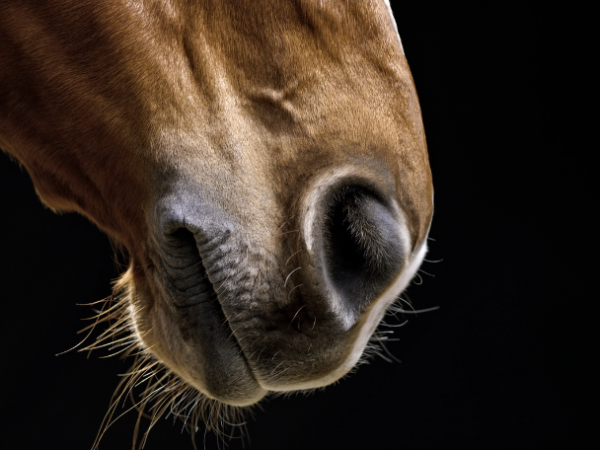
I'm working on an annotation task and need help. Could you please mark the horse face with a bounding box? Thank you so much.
[0,0,432,407]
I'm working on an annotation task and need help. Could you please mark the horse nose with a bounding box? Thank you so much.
[302,183,408,329]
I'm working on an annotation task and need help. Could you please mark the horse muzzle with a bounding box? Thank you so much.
[132,164,422,406]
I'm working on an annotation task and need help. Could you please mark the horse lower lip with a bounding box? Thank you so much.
[171,292,266,405]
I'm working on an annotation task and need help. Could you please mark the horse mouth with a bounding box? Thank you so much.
[150,227,267,406]
[138,169,417,406]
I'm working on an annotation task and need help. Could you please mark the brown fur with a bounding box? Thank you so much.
[0,0,433,443]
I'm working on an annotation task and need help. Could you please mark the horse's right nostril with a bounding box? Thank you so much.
[322,186,406,316]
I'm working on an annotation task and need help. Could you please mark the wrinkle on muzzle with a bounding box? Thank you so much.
[151,227,266,405]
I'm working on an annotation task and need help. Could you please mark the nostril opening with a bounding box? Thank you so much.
[326,188,371,272]
[161,227,215,306]
[323,186,405,313]
[163,227,203,268]
[166,227,197,247]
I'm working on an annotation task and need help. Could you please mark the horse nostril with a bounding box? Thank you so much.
[323,186,406,315]
[327,188,371,271]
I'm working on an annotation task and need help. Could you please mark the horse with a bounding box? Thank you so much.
[0,0,433,445]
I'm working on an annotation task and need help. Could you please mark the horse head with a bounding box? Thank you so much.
[0,0,433,434]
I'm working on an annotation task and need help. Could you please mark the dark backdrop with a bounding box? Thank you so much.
[1,3,589,450]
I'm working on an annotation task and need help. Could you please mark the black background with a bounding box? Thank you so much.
[1,3,590,450]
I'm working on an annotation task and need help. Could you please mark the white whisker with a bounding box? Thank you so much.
[284,266,302,288]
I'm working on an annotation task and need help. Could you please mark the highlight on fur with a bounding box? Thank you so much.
[72,267,247,450]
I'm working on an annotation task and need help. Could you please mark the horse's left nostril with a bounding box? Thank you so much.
[322,186,406,316]
[157,225,267,404]
[160,228,215,307]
